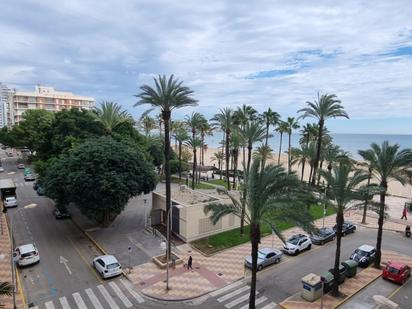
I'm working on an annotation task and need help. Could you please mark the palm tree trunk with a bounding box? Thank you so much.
[300,161,305,182]
[178,141,182,181]
[192,149,197,190]
[265,122,269,147]
[201,133,205,166]
[278,133,283,165]
[220,132,225,180]
[242,146,246,170]
[288,132,292,173]
[249,223,260,309]
[362,169,372,224]
[317,160,324,186]
[225,130,231,191]
[331,208,344,296]
[374,184,386,268]
[312,120,324,186]
[247,144,252,173]
[232,150,238,189]
[162,110,172,259]
[309,165,313,183]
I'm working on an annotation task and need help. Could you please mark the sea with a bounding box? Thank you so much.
[204,133,412,160]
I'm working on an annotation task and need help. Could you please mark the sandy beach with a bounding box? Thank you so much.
[194,146,412,199]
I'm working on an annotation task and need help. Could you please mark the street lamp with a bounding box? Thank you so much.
[143,198,148,229]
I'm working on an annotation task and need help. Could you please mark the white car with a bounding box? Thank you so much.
[0,167,4,172]
[283,234,312,255]
[93,255,122,279]
[4,196,17,208]
[13,244,40,267]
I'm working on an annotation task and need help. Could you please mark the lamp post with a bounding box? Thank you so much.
[166,208,170,290]
[143,198,148,229]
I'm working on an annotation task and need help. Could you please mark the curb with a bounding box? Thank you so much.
[357,223,403,233]
[15,267,27,309]
[69,217,130,279]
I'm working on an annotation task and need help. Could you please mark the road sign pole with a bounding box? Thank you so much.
[128,246,132,274]
[320,276,325,309]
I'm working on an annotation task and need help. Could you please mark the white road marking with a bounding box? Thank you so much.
[217,285,250,302]
[225,291,259,308]
[120,278,145,303]
[24,203,37,209]
[72,292,87,309]
[238,295,267,309]
[59,296,71,309]
[60,256,72,275]
[85,288,104,309]
[98,284,119,309]
[109,281,133,308]
[45,301,55,309]
[209,280,243,297]
[260,302,278,309]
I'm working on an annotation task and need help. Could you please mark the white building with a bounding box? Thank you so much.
[0,83,12,128]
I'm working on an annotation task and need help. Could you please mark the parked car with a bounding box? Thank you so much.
[33,182,38,191]
[17,163,25,169]
[283,234,311,255]
[53,208,71,219]
[310,227,336,245]
[36,186,45,196]
[93,255,122,279]
[382,261,411,284]
[13,244,40,267]
[245,248,283,271]
[0,167,4,172]
[24,174,35,181]
[334,221,356,236]
[350,244,376,267]
[4,196,17,208]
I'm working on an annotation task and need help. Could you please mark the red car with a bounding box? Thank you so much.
[382,261,411,284]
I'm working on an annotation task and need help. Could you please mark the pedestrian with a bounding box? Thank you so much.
[401,206,408,220]
[187,255,193,270]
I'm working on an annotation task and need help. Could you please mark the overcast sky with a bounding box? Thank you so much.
[1,0,412,134]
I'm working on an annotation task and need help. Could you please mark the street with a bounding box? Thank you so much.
[3,152,412,309]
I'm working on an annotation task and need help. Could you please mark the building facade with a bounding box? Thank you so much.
[0,83,12,128]
[0,84,95,126]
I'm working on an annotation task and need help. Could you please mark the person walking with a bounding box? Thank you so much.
[401,206,408,220]
[187,256,193,270]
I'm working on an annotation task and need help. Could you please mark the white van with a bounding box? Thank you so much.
[4,196,17,208]
[14,244,40,267]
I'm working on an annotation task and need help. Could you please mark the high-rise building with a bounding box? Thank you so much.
[5,85,95,125]
[0,83,12,128]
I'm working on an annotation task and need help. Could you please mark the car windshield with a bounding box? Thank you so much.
[257,251,267,259]
[318,229,329,236]
[387,266,400,274]
[355,249,368,256]
[107,263,120,269]
[21,251,36,258]
[288,237,300,245]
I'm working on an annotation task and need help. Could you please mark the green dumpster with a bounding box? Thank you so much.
[341,259,358,278]
[321,271,334,293]
[329,265,347,285]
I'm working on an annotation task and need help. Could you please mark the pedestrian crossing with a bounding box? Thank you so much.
[31,279,144,309]
[210,281,277,309]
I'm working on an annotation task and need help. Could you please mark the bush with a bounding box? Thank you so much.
[170,159,189,174]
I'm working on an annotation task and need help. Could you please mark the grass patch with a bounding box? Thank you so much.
[191,204,336,255]
[208,179,228,186]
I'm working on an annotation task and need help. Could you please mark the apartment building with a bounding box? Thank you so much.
[3,85,95,125]
[0,83,12,128]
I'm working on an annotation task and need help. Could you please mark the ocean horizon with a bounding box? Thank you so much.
[204,133,412,160]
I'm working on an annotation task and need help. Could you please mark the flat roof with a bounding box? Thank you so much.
[0,178,15,189]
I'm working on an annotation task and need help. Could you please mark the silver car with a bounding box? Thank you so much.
[245,248,283,271]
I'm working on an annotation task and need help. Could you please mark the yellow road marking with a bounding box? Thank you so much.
[15,266,27,308]
[67,237,103,283]
[387,276,412,299]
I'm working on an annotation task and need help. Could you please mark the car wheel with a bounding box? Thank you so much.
[257,265,263,271]
[307,244,311,250]
[320,241,324,246]
[275,258,280,264]
[295,249,300,255]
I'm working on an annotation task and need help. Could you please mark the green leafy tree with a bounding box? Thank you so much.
[298,93,349,185]
[135,74,197,261]
[320,164,368,296]
[359,141,412,267]
[204,158,315,309]
[43,137,157,225]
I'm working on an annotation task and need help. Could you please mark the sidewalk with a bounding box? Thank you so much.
[0,213,24,309]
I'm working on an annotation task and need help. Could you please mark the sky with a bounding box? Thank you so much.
[1,0,412,134]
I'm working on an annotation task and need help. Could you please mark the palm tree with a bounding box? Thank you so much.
[299,123,318,146]
[298,93,349,185]
[359,141,412,267]
[174,128,189,181]
[276,121,288,165]
[95,101,133,134]
[241,121,266,173]
[254,144,273,168]
[185,137,202,189]
[211,108,234,190]
[233,105,258,167]
[230,130,242,188]
[290,145,310,182]
[186,112,204,187]
[140,115,157,136]
[0,280,13,300]
[199,118,212,166]
[285,117,300,174]
[211,151,224,178]
[320,164,368,296]
[261,108,279,147]
[135,75,197,272]
[204,158,315,309]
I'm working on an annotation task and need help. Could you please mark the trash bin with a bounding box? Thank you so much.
[301,273,323,301]
[329,265,347,285]
[341,259,358,278]
[321,271,334,293]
